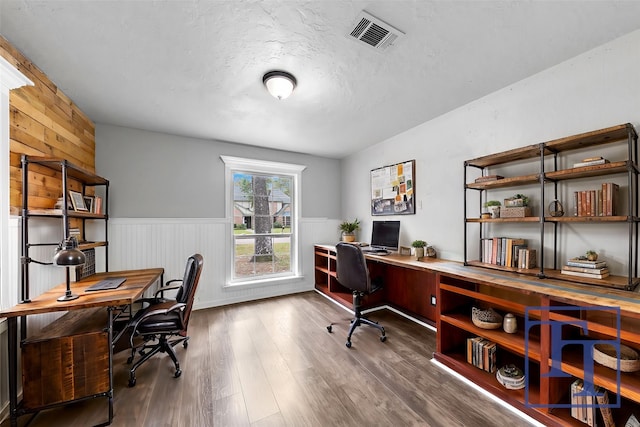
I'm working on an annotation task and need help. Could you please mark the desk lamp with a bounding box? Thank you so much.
[52,236,85,302]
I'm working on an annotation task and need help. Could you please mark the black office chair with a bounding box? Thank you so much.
[327,242,386,348]
[126,253,204,386]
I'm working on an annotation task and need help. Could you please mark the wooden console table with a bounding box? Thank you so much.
[0,268,164,427]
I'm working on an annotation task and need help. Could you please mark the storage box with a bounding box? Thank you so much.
[500,207,532,218]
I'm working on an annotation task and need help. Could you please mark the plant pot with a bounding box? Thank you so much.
[587,253,598,261]
[489,206,500,219]
[414,247,424,260]
[341,232,356,242]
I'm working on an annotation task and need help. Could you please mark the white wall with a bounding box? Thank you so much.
[94,124,344,308]
[341,29,640,275]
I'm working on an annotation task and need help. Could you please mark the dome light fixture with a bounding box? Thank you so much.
[263,71,297,100]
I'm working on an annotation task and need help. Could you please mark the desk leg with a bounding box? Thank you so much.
[107,307,114,425]
[8,317,18,427]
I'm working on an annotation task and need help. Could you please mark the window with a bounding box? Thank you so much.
[221,156,305,285]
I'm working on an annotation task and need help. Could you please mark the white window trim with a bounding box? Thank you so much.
[220,155,306,286]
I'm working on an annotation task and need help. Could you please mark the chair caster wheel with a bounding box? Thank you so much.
[175,369,182,378]
[327,325,332,333]
[127,356,134,364]
[380,335,387,342]
[128,377,136,387]
[183,341,189,349]
[345,341,352,348]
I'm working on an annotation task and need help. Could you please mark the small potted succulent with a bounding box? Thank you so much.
[586,250,598,261]
[339,218,360,242]
[484,200,501,219]
[411,239,427,260]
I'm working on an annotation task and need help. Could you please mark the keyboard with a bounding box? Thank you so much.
[363,248,390,255]
[85,277,126,291]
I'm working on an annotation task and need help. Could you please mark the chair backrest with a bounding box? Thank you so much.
[336,243,370,293]
[175,253,204,332]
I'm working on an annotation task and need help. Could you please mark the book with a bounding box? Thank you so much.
[596,387,614,427]
[561,269,610,279]
[474,175,504,183]
[567,259,607,269]
[562,265,609,274]
[573,158,610,168]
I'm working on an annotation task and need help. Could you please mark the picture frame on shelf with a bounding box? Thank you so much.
[69,190,88,211]
[83,196,94,213]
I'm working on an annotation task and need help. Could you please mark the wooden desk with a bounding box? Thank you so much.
[0,268,164,427]
[314,245,439,324]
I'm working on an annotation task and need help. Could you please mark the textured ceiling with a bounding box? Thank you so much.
[2,1,640,158]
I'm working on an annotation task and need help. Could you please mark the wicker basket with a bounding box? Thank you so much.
[593,343,640,372]
[500,207,532,218]
[471,307,503,329]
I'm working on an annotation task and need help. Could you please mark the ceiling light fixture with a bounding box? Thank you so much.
[263,71,297,100]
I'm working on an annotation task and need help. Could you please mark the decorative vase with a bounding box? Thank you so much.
[489,206,500,219]
[342,232,356,242]
[503,313,517,334]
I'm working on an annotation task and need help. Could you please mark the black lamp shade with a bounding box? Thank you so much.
[53,237,86,266]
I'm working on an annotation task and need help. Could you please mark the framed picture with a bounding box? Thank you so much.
[84,196,95,213]
[69,190,88,211]
[371,159,415,215]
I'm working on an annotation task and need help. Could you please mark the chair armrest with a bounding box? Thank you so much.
[154,280,183,298]
[129,302,186,341]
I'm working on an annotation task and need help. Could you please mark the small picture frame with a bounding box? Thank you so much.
[399,246,412,256]
[84,196,95,213]
[69,190,88,211]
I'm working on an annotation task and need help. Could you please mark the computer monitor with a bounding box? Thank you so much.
[370,220,400,251]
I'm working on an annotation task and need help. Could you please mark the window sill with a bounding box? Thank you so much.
[225,275,304,289]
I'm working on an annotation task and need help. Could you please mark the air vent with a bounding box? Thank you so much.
[348,11,404,51]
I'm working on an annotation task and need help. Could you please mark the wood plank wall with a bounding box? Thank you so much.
[0,35,96,213]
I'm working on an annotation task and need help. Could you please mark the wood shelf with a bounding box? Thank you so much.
[436,267,640,427]
[464,123,639,290]
[440,313,541,361]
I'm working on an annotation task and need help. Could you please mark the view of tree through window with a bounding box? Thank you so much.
[233,172,293,280]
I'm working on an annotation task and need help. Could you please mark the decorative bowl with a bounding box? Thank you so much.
[471,307,503,329]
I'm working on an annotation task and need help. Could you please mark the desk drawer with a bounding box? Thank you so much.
[22,309,110,410]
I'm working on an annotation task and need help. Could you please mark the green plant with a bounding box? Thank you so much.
[339,218,360,233]
[411,240,427,248]
[484,200,501,207]
[512,194,529,206]
[586,250,597,256]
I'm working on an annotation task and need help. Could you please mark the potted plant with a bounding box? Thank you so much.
[504,194,529,207]
[484,200,501,218]
[339,218,360,242]
[586,250,598,261]
[411,239,427,260]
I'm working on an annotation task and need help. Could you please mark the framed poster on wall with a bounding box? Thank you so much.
[371,159,415,215]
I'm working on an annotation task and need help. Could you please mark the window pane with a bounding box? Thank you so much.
[232,171,293,281]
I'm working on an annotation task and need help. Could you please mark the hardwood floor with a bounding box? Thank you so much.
[3,291,536,427]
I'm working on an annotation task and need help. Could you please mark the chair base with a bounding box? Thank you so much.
[326,290,386,348]
[127,334,189,387]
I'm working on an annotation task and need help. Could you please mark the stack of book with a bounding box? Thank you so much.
[466,336,497,373]
[481,237,528,267]
[474,175,504,183]
[573,156,610,168]
[570,380,614,427]
[573,182,619,217]
[562,258,609,279]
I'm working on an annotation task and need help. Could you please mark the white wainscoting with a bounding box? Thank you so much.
[0,216,338,422]
[103,217,339,309]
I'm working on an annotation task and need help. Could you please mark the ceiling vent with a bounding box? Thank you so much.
[348,11,404,51]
